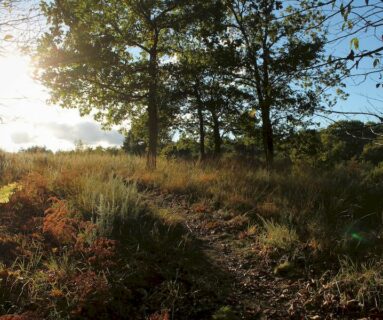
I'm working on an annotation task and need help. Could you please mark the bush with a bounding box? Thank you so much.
[361,140,383,165]
[77,174,143,238]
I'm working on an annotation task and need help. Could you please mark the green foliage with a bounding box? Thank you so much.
[122,131,147,156]
[161,134,199,159]
[20,146,53,154]
[361,139,383,165]
[281,129,323,164]
[35,0,347,165]
[212,306,239,320]
[320,121,374,162]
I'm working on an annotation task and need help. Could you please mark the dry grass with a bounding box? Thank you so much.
[329,258,383,309]
[1,151,383,317]
[258,218,300,252]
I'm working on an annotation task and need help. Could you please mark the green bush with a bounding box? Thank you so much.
[361,140,383,165]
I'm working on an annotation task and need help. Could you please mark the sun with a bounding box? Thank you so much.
[0,53,42,100]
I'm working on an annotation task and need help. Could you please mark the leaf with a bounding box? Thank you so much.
[350,38,359,50]
[373,58,380,68]
[376,83,380,88]
[365,0,369,4]
[3,34,13,41]
[347,50,355,61]
[340,3,344,15]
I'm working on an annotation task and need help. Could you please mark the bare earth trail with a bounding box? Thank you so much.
[144,190,332,320]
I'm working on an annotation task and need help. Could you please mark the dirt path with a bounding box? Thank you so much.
[146,191,322,320]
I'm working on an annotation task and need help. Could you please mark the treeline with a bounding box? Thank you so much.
[124,120,383,165]
[17,120,383,167]
[36,0,353,169]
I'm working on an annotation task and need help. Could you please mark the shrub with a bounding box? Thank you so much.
[258,218,299,252]
[69,270,110,318]
[361,140,383,165]
[76,237,118,269]
[78,175,142,238]
[43,197,81,245]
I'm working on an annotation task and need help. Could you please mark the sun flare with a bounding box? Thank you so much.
[0,53,123,152]
[0,54,40,100]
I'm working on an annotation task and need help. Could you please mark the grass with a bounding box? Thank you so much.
[0,152,231,319]
[329,257,383,310]
[258,218,300,252]
[0,183,19,204]
[0,151,382,318]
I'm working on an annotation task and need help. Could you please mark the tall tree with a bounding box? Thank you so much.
[222,0,346,166]
[171,38,246,159]
[36,0,210,169]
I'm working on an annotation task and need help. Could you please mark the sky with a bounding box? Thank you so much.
[0,0,382,152]
[0,54,124,152]
[321,0,383,123]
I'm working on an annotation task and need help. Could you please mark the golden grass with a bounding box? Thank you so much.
[0,183,20,204]
[3,151,382,256]
[258,218,300,252]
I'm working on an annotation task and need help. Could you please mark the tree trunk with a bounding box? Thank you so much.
[261,103,274,167]
[197,106,206,160]
[211,109,221,156]
[260,8,274,169]
[194,86,206,160]
[146,46,158,170]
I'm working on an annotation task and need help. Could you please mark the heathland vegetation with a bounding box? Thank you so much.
[0,137,383,318]
[0,0,383,319]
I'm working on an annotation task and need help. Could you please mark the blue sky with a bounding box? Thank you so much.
[0,0,382,151]
[320,0,383,124]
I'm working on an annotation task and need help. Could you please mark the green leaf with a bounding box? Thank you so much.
[350,37,359,50]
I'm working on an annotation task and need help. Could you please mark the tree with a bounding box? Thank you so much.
[0,0,41,53]
[320,120,375,162]
[280,129,323,164]
[220,0,346,167]
[361,138,383,165]
[171,38,247,159]
[36,0,210,169]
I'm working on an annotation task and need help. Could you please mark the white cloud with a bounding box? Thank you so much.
[0,54,125,152]
[11,131,34,144]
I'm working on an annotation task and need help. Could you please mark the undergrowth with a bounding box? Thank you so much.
[0,152,382,318]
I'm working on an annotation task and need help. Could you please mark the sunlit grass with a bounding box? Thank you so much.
[0,182,20,203]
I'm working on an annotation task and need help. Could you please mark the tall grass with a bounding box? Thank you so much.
[78,174,142,237]
[4,152,383,255]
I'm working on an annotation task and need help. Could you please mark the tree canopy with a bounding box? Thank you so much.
[35,0,380,168]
